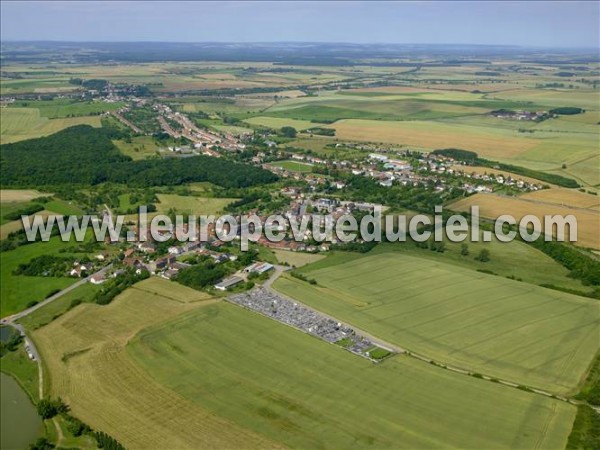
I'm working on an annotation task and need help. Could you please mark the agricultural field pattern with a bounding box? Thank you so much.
[0,21,599,450]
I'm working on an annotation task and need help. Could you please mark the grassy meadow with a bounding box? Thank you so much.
[274,251,600,394]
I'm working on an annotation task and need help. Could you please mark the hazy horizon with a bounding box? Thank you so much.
[1,1,599,49]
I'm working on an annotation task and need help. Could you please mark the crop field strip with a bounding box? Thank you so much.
[448,193,600,249]
[129,301,575,449]
[274,252,600,395]
[0,108,102,144]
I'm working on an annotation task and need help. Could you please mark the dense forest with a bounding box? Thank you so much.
[0,126,278,189]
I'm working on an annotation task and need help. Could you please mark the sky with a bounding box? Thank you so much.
[1,1,599,48]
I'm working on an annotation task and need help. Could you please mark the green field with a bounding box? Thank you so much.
[243,116,320,131]
[374,237,593,293]
[274,251,600,394]
[113,136,162,160]
[0,236,96,317]
[130,302,575,449]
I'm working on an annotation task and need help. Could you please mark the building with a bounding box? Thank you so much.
[244,262,274,274]
[214,276,243,291]
[90,273,107,285]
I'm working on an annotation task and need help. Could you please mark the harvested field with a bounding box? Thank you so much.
[329,119,539,159]
[33,278,278,450]
[520,189,600,210]
[0,190,51,202]
[448,193,600,249]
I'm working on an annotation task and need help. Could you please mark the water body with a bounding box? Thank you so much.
[0,325,16,342]
[1,372,42,450]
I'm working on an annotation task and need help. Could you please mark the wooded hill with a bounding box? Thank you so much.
[0,125,278,189]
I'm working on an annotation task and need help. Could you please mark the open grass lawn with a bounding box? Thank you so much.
[486,88,600,111]
[155,194,237,215]
[0,210,55,240]
[264,99,488,122]
[113,136,162,160]
[0,108,102,144]
[0,347,40,402]
[32,279,278,450]
[1,201,36,225]
[272,249,325,267]
[274,251,600,395]
[0,77,77,96]
[271,160,313,172]
[129,302,575,449]
[448,193,600,249]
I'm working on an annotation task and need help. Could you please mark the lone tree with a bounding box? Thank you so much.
[475,249,491,262]
[280,126,297,138]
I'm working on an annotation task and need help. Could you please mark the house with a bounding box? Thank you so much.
[368,153,388,162]
[214,276,243,291]
[138,242,156,253]
[161,269,179,280]
[183,241,200,252]
[155,255,177,270]
[95,252,109,261]
[90,272,107,285]
[168,246,183,255]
